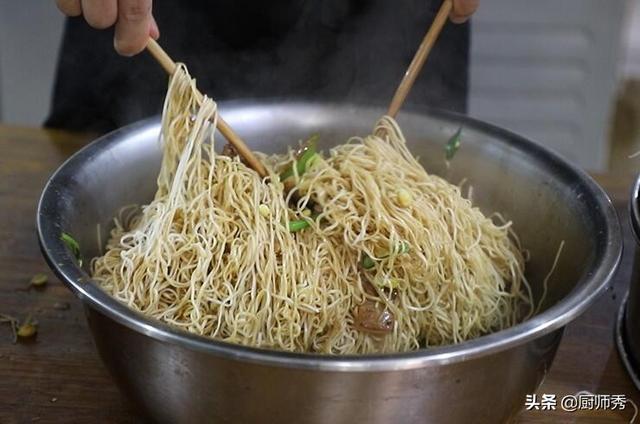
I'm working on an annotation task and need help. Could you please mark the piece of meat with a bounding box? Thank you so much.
[221,143,238,158]
[354,279,395,334]
[354,301,395,335]
[221,143,249,166]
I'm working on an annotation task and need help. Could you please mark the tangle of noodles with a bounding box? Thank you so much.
[92,65,533,354]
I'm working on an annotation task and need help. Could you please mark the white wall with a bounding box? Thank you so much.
[468,0,627,171]
[621,0,640,77]
[0,1,65,126]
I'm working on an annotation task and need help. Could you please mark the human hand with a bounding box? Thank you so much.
[55,0,159,56]
[450,0,479,24]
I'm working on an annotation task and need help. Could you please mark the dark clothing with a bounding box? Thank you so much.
[46,0,469,133]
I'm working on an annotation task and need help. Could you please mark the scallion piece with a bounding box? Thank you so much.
[362,254,375,269]
[362,241,410,270]
[61,232,83,266]
[288,219,311,232]
[445,127,462,160]
[395,241,410,254]
[280,134,320,181]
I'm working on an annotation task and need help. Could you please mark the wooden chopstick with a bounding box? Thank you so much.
[387,0,453,118]
[146,39,268,178]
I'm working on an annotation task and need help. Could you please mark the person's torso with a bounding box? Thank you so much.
[47,0,469,132]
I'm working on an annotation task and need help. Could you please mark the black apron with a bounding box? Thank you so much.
[46,0,469,133]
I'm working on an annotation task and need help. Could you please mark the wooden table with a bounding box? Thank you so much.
[0,125,638,423]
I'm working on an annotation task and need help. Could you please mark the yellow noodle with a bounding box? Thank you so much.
[91,65,533,354]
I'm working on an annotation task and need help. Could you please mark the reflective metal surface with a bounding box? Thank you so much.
[617,174,640,391]
[37,102,622,423]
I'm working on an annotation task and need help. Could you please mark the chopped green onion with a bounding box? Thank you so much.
[30,273,48,287]
[388,278,400,289]
[61,232,83,267]
[445,127,462,160]
[395,241,410,255]
[17,321,37,339]
[280,134,320,181]
[305,154,321,170]
[374,276,400,289]
[362,241,410,270]
[287,211,320,233]
[288,219,311,232]
[362,255,375,269]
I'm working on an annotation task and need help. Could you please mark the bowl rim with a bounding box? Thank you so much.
[37,102,622,372]
[630,174,640,245]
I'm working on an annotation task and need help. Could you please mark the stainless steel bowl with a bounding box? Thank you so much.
[37,102,622,424]
[616,174,640,390]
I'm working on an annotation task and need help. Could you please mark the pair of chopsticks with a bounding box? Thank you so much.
[145,0,453,175]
